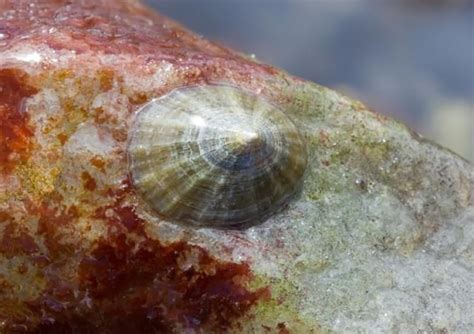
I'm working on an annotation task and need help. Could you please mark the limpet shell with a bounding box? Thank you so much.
[128,85,307,228]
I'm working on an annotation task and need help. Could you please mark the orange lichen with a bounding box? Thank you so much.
[0,211,11,222]
[128,91,149,105]
[90,156,106,172]
[98,69,115,91]
[81,171,97,191]
[0,69,38,173]
[56,133,68,145]
[92,106,107,124]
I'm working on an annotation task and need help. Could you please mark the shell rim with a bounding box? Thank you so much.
[126,83,309,230]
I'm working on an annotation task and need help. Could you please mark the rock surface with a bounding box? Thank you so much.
[0,1,472,333]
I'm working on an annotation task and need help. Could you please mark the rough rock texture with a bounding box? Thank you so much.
[0,1,472,333]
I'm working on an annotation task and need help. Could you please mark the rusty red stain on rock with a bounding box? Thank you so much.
[76,233,269,332]
[0,223,40,258]
[20,214,269,332]
[0,69,38,173]
[95,203,145,234]
[90,156,106,172]
[81,171,97,191]
[56,133,68,145]
[94,178,146,234]
[37,200,79,258]
[21,184,270,331]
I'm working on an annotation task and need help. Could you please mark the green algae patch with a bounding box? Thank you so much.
[243,275,330,333]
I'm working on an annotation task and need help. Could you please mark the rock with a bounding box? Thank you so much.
[0,1,472,332]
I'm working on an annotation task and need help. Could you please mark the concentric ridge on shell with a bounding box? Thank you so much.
[128,85,307,228]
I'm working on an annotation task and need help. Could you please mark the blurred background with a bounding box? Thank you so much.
[148,0,473,161]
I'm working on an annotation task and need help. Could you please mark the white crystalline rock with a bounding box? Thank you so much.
[182,83,474,332]
[64,123,116,156]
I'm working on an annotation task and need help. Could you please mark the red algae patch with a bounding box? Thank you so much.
[94,179,145,234]
[0,223,39,259]
[0,69,38,174]
[84,184,269,331]
[14,182,270,332]
[37,200,80,259]
[95,204,144,233]
[23,230,269,332]
[75,234,269,332]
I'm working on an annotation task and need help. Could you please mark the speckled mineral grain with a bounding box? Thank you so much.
[0,1,473,333]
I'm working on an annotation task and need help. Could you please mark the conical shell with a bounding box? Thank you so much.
[128,85,307,228]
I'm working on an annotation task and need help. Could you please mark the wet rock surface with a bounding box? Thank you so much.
[0,1,472,332]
